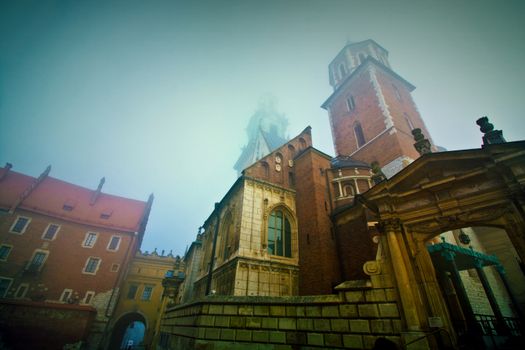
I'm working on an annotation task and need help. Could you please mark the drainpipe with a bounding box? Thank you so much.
[205,203,221,295]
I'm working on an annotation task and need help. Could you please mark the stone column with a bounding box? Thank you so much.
[413,237,456,342]
[474,259,509,335]
[495,264,524,319]
[441,250,480,337]
[382,219,422,331]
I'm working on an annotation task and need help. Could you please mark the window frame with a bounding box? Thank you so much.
[82,232,98,248]
[110,263,120,272]
[267,208,293,258]
[60,288,73,303]
[106,235,121,252]
[0,277,13,298]
[26,249,49,272]
[42,223,61,241]
[354,123,366,148]
[9,216,31,234]
[83,257,101,275]
[346,95,356,111]
[127,284,139,299]
[0,244,13,261]
[141,285,154,301]
[15,283,29,299]
[82,291,95,305]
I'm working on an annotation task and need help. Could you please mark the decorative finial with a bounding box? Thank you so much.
[412,128,432,156]
[476,116,506,146]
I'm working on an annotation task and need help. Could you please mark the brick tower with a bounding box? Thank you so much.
[322,40,434,177]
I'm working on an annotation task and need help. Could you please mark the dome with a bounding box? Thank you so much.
[330,155,371,169]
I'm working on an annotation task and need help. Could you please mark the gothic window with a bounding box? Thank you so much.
[221,212,235,260]
[404,113,414,130]
[267,209,292,258]
[339,64,347,78]
[354,123,366,148]
[393,85,402,101]
[288,144,295,158]
[299,138,307,150]
[261,161,269,178]
[288,172,295,186]
[346,95,355,111]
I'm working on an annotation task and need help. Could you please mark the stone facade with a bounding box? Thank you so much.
[160,283,407,350]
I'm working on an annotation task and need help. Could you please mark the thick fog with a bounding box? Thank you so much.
[1,0,524,255]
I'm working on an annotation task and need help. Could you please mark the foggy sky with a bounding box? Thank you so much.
[1,0,524,256]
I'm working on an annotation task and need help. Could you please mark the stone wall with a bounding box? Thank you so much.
[159,285,405,350]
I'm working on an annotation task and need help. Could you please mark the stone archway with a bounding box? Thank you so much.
[334,141,525,349]
[108,312,147,350]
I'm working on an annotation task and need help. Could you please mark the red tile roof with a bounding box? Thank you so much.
[0,166,149,232]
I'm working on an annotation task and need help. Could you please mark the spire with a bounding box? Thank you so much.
[90,177,105,205]
[476,116,506,146]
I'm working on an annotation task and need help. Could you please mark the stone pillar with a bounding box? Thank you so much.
[495,264,524,319]
[412,237,456,344]
[382,219,422,331]
[474,259,509,335]
[441,250,480,337]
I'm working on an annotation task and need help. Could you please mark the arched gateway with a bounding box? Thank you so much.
[333,140,525,348]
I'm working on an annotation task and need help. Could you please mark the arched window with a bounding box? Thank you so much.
[299,138,307,150]
[267,209,292,258]
[261,161,269,178]
[354,123,366,148]
[339,64,347,78]
[221,213,235,260]
[393,85,402,101]
[404,113,414,130]
[346,95,355,111]
[288,144,296,158]
[342,183,355,197]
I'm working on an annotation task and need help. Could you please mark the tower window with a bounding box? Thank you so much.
[339,64,347,78]
[354,123,366,148]
[267,209,292,258]
[346,95,356,111]
[404,113,414,130]
[393,85,402,101]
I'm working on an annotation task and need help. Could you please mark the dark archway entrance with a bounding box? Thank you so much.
[108,313,147,350]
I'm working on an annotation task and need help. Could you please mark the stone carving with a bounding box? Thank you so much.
[363,260,381,275]
[476,116,506,145]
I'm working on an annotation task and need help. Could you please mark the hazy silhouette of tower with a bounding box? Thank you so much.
[234,96,289,175]
[322,39,434,177]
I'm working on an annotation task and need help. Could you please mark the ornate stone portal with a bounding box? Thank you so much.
[333,140,525,348]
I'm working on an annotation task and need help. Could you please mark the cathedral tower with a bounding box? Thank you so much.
[322,39,434,177]
[234,97,289,175]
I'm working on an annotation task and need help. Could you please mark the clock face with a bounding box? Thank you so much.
[275,156,282,164]
[275,164,281,172]
[288,160,294,167]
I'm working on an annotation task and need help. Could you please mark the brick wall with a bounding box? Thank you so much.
[294,149,341,295]
[159,285,402,350]
[0,299,96,349]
